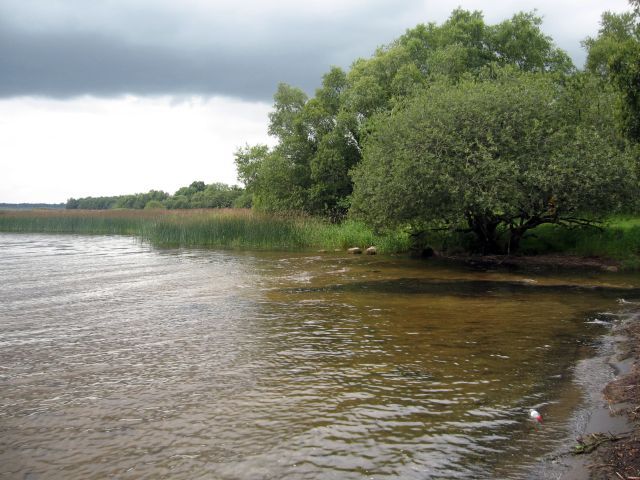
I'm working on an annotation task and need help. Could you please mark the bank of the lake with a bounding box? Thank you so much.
[586,312,640,479]
[529,304,640,480]
[0,208,410,253]
[1,209,640,270]
[435,254,640,478]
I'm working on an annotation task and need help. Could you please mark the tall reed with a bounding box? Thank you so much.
[4,209,637,265]
[0,209,409,253]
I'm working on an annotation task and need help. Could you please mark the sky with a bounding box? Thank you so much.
[0,0,631,203]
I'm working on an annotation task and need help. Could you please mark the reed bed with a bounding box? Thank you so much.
[0,209,409,253]
[4,209,636,265]
[0,209,158,235]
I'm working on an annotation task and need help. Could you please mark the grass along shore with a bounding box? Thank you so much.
[518,217,640,270]
[0,208,410,253]
[1,209,639,268]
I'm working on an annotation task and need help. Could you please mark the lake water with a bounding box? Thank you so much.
[1,233,639,479]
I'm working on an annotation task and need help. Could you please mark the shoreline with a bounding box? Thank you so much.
[2,209,640,270]
[442,253,622,273]
[587,306,640,479]
[545,302,640,479]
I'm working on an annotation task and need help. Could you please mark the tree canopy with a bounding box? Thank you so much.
[584,5,640,141]
[235,9,574,219]
[350,71,636,253]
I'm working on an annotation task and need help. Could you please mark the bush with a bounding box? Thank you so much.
[144,200,165,210]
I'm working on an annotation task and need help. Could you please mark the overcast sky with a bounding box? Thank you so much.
[0,0,630,203]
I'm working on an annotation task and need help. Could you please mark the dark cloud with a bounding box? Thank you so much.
[0,0,620,101]
[0,24,347,101]
[0,0,415,101]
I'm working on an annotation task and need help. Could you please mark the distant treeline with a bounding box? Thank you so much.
[0,203,65,210]
[66,181,248,210]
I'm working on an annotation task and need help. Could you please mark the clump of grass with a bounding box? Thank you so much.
[299,219,409,253]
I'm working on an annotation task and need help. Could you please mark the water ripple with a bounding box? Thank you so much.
[1,233,634,479]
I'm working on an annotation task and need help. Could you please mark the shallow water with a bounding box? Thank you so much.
[1,233,639,479]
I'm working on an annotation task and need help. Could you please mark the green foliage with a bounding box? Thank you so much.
[65,198,80,209]
[144,200,165,210]
[250,153,309,212]
[186,183,243,209]
[242,8,574,218]
[67,183,243,211]
[268,83,309,140]
[174,181,206,198]
[66,191,169,210]
[398,9,572,77]
[66,196,119,210]
[115,190,169,209]
[489,12,573,72]
[232,191,253,208]
[584,6,640,141]
[235,144,270,190]
[518,217,640,268]
[165,194,189,209]
[350,70,637,253]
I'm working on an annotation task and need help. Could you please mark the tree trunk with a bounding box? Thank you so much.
[508,228,525,254]
[467,213,501,255]
[507,217,543,254]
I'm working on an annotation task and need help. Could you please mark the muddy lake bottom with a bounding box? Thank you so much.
[1,233,639,479]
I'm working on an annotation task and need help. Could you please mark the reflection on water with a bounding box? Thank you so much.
[1,233,638,479]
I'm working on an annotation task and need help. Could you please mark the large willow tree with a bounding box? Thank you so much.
[350,70,636,253]
[236,9,573,218]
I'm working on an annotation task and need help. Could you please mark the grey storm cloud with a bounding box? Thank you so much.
[0,0,418,101]
[0,24,332,101]
[0,0,627,101]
